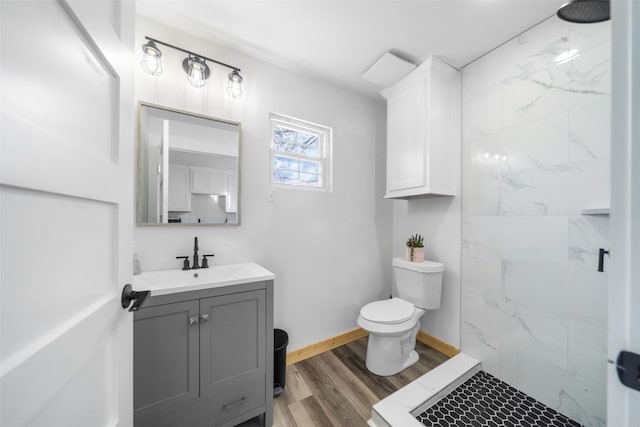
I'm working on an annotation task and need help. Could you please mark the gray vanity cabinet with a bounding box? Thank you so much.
[134,281,273,427]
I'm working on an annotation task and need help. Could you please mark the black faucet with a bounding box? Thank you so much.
[192,236,200,269]
[177,237,213,270]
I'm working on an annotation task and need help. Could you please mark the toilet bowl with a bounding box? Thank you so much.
[357,298,425,376]
[358,258,444,376]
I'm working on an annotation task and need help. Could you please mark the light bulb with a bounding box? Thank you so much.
[183,56,210,88]
[141,41,162,76]
[227,69,243,98]
[188,62,205,87]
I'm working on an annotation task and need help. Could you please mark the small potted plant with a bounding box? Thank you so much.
[406,234,425,262]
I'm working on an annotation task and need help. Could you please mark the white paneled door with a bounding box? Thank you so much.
[1,1,134,426]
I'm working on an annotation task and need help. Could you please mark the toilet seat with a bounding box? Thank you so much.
[360,298,414,324]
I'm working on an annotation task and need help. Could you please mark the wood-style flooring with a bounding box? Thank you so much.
[242,337,449,427]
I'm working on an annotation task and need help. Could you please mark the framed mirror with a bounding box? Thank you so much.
[136,102,240,225]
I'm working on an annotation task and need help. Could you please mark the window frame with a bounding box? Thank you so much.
[269,113,332,191]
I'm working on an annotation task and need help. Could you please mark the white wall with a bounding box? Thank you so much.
[392,189,461,348]
[134,16,392,351]
[461,17,610,427]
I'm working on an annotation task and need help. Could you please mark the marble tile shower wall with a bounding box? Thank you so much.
[460,17,610,427]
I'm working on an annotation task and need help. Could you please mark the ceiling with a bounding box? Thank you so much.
[137,0,566,98]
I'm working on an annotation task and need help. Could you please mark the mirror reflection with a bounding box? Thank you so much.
[137,103,240,225]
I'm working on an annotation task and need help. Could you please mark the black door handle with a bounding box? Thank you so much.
[121,284,151,312]
[616,351,640,392]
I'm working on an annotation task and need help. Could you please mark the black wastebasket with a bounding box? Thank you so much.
[273,329,288,397]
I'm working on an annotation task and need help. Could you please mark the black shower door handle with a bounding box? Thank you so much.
[598,248,610,272]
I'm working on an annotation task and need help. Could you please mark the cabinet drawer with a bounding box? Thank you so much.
[135,376,265,427]
[210,376,266,426]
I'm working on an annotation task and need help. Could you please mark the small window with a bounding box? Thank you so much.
[270,113,332,190]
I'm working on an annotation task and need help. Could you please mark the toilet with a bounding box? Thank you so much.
[357,257,444,376]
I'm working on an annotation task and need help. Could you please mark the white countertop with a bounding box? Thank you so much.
[133,262,275,296]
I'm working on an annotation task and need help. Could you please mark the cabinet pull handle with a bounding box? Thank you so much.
[222,397,247,410]
[189,316,199,325]
[200,314,209,322]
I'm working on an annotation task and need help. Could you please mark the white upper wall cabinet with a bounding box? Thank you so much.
[191,167,226,195]
[382,56,460,199]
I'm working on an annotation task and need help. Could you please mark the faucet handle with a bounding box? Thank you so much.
[176,256,190,270]
[201,254,215,269]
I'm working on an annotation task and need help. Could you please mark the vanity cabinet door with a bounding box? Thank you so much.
[134,300,200,419]
[199,290,266,397]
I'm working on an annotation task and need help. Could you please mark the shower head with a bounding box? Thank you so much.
[557,0,610,23]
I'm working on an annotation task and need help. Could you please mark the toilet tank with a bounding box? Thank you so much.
[392,257,444,309]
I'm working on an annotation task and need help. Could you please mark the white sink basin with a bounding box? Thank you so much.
[133,262,275,296]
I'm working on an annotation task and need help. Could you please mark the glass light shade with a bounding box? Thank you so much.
[141,41,162,76]
[185,56,209,88]
[227,70,243,98]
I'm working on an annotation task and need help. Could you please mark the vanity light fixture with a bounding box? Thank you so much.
[140,36,243,97]
[227,69,243,98]
[140,40,162,75]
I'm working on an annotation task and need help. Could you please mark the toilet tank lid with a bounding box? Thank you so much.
[393,257,444,273]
